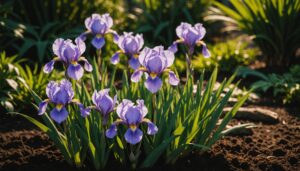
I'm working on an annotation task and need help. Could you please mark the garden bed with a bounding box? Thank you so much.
[1,104,299,171]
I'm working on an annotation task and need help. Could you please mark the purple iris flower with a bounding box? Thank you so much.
[81,13,117,49]
[111,32,144,70]
[38,79,90,124]
[92,89,117,125]
[130,46,180,93]
[106,99,158,145]
[169,22,210,57]
[43,38,92,80]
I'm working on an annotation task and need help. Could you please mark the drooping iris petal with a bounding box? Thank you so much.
[168,42,178,53]
[38,101,48,115]
[106,124,118,138]
[77,103,91,117]
[128,57,140,70]
[92,37,105,49]
[144,77,162,93]
[43,60,55,73]
[147,121,158,135]
[67,64,84,80]
[202,45,211,58]
[124,128,143,145]
[79,58,93,72]
[131,70,143,82]
[111,52,120,64]
[50,107,68,124]
[125,107,142,124]
[168,71,180,86]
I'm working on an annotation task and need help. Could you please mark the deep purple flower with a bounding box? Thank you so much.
[92,89,117,124]
[43,38,92,80]
[38,79,89,123]
[169,22,210,57]
[106,99,158,145]
[81,13,116,49]
[111,32,144,70]
[130,46,179,93]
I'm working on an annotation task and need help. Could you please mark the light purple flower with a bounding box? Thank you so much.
[130,46,180,93]
[92,89,117,125]
[38,79,89,123]
[170,22,210,57]
[43,38,92,80]
[111,32,144,70]
[106,99,158,145]
[81,13,116,49]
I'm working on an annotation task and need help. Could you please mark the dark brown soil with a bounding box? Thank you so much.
[1,105,299,171]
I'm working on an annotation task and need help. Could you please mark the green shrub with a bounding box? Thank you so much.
[238,65,300,104]
[208,0,300,66]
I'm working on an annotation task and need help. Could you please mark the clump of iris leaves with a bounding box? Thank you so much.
[15,15,251,170]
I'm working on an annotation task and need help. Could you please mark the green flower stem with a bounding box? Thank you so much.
[129,143,141,170]
[151,93,157,123]
[185,52,194,80]
[96,49,102,80]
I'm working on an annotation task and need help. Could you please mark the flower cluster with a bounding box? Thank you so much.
[40,13,210,145]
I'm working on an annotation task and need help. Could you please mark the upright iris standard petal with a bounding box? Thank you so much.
[168,71,180,86]
[67,64,84,80]
[124,128,143,145]
[145,77,163,93]
[92,37,105,49]
[50,107,68,124]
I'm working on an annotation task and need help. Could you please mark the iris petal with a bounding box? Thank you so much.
[111,52,120,65]
[202,45,211,58]
[124,128,143,145]
[147,122,158,135]
[67,64,84,80]
[106,124,118,138]
[144,77,162,93]
[92,37,105,49]
[38,101,48,115]
[50,107,68,124]
[43,60,55,73]
[168,71,180,86]
[128,57,140,70]
[125,107,142,124]
[131,70,143,82]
